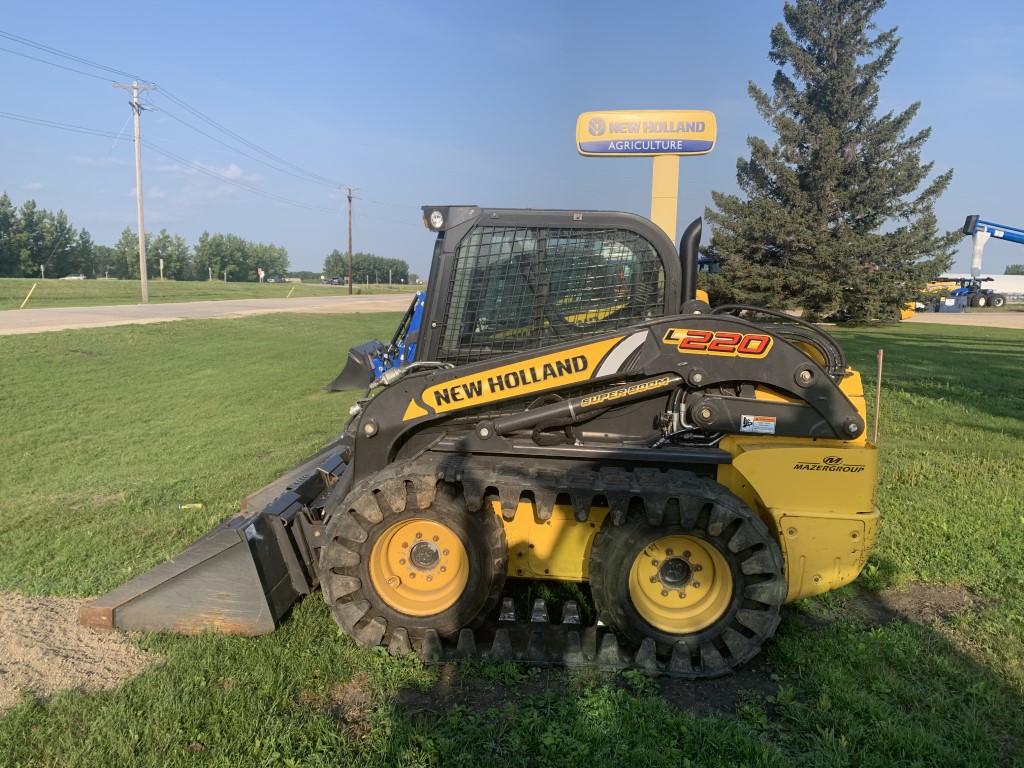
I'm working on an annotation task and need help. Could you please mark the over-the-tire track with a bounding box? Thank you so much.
[318,453,787,678]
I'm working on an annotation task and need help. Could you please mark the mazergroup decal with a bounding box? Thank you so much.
[793,457,866,473]
[402,337,624,421]
[663,328,773,358]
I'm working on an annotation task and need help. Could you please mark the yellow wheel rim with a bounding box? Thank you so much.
[627,534,732,634]
[369,518,469,617]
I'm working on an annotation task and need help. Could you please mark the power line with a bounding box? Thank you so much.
[0,110,123,139]
[0,108,341,214]
[0,30,346,190]
[143,141,339,213]
[156,87,345,187]
[0,45,116,82]
[155,105,340,188]
[0,29,143,81]
[0,31,432,222]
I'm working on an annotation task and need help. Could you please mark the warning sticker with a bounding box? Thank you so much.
[741,415,777,435]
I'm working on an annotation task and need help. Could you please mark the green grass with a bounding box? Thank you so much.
[1,317,1023,766]
[0,277,419,311]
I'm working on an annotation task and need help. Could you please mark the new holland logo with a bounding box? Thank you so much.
[402,336,624,421]
[793,456,866,473]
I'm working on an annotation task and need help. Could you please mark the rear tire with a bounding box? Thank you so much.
[992,294,1007,308]
[320,472,506,649]
[589,480,786,677]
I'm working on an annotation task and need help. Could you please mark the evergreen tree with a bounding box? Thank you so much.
[705,0,958,322]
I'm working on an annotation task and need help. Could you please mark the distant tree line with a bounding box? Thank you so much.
[323,249,410,284]
[111,229,288,282]
[0,193,101,278]
[0,192,290,281]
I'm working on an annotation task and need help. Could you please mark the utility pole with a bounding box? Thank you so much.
[114,80,156,303]
[344,186,358,295]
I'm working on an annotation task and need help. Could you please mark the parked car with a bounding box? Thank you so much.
[266,276,283,283]
[61,274,87,280]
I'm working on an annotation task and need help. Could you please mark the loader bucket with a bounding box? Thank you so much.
[324,339,385,391]
[80,442,350,635]
[79,512,311,635]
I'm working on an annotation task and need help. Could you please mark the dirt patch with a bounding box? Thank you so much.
[0,592,160,713]
[877,581,988,624]
[792,581,989,630]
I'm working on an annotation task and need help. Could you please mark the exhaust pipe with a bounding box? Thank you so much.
[679,217,702,304]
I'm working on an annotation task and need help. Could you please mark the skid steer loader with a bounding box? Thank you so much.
[81,205,878,678]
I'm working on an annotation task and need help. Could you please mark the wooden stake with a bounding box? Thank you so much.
[873,349,884,443]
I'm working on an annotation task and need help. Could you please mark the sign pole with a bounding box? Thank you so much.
[650,155,681,243]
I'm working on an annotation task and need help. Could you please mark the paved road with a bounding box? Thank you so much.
[901,311,1024,330]
[0,295,414,336]
[2,296,1020,335]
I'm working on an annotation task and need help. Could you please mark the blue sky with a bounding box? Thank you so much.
[2,1,1022,278]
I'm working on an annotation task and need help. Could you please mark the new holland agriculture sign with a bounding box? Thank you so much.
[576,110,717,156]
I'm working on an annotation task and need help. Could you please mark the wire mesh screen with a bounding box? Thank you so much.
[437,226,666,364]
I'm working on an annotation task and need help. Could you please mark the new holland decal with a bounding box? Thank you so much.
[402,337,625,421]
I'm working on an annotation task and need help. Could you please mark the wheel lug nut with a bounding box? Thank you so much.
[683,551,691,558]
[649,576,657,583]
[651,559,659,566]
[432,535,439,542]
[694,564,703,572]
[666,548,674,556]
[661,590,669,597]
[399,558,406,565]
[415,532,423,539]
[426,575,433,582]
[692,581,700,588]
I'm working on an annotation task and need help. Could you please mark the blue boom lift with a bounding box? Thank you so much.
[951,215,1024,308]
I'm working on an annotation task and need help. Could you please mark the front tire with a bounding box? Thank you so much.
[320,471,507,650]
[589,479,786,677]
